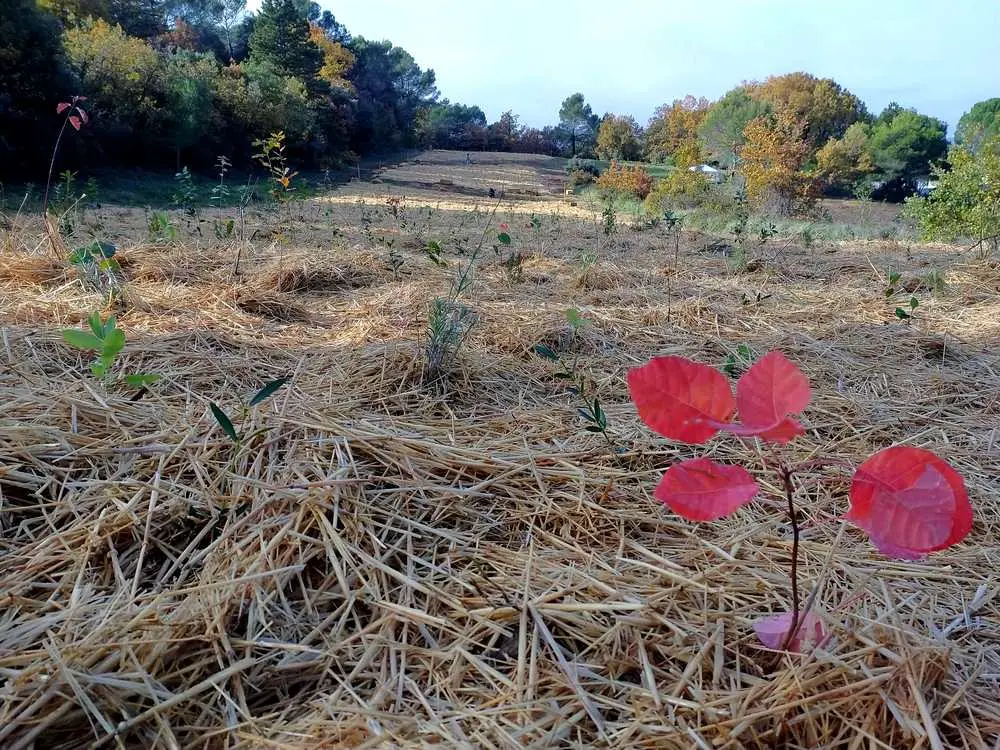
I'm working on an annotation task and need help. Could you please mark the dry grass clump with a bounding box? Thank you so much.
[0,251,67,286]
[257,255,380,294]
[232,287,311,322]
[0,156,999,748]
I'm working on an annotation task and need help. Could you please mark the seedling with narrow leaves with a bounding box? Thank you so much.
[535,308,615,452]
[63,312,160,387]
[210,378,290,452]
[628,350,972,654]
[423,197,504,384]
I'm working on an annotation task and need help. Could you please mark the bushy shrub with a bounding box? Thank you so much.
[904,136,1000,258]
[567,169,596,189]
[596,161,653,199]
[643,169,710,213]
[565,157,601,177]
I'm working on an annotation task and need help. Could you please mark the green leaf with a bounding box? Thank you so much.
[578,407,595,423]
[553,372,573,380]
[498,232,511,245]
[533,344,558,361]
[103,328,125,358]
[124,373,161,387]
[249,377,289,406]
[90,361,107,378]
[210,403,239,443]
[895,307,911,319]
[68,248,90,265]
[103,315,117,338]
[88,312,105,338]
[737,344,752,359]
[592,399,606,428]
[910,296,919,310]
[565,307,588,329]
[94,241,116,258]
[63,329,104,350]
[584,425,605,433]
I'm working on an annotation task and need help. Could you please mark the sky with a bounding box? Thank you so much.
[248,0,998,136]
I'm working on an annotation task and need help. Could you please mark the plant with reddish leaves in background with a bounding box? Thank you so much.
[628,350,972,654]
[43,96,89,220]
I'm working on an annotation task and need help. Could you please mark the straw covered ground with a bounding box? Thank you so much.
[1,151,999,748]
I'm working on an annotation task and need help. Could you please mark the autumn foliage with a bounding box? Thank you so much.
[739,112,818,215]
[595,161,653,199]
[644,95,710,163]
[628,350,972,650]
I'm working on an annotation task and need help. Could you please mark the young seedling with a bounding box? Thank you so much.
[63,312,160,387]
[210,378,290,450]
[723,343,754,377]
[424,239,446,267]
[494,223,524,285]
[43,96,89,221]
[68,240,124,304]
[884,268,920,320]
[628,351,972,654]
[253,131,297,203]
[173,166,198,217]
[535,308,615,452]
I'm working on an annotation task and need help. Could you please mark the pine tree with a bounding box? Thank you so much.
[249,0,321,87]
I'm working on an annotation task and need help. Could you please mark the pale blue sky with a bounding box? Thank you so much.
[251,0,998,135]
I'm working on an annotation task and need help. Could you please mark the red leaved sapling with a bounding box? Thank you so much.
[628,351,972,653]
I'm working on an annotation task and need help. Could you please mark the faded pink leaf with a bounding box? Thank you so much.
[754,610,827,653]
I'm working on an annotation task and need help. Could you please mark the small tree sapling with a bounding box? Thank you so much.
[628,351,972,653]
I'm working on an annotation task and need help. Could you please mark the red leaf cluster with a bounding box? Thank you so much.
[57,95,89,131]
[628,351,971,559]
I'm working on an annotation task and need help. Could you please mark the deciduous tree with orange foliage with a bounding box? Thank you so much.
[738,112,817,215]
[749,72,866,153]
[308,23,354,91]
[644,95,709,163]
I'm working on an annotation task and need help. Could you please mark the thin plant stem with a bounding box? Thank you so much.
[42,116,70,219]
[778,465,802,652]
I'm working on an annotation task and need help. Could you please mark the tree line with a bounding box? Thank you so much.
[2,0,998,206]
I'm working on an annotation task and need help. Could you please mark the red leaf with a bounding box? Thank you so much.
[754,611,827,653]
[755,417,805,444]
[705,416,805,444]
[68,115,81,131]
[76,108,89,124]
[57,102,71,114]
[655,458,758,521]
[736,351,811,432]
[627,356,735,444]
[845,446,971,559]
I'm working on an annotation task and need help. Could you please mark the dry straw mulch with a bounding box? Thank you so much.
[1,202,999,748]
